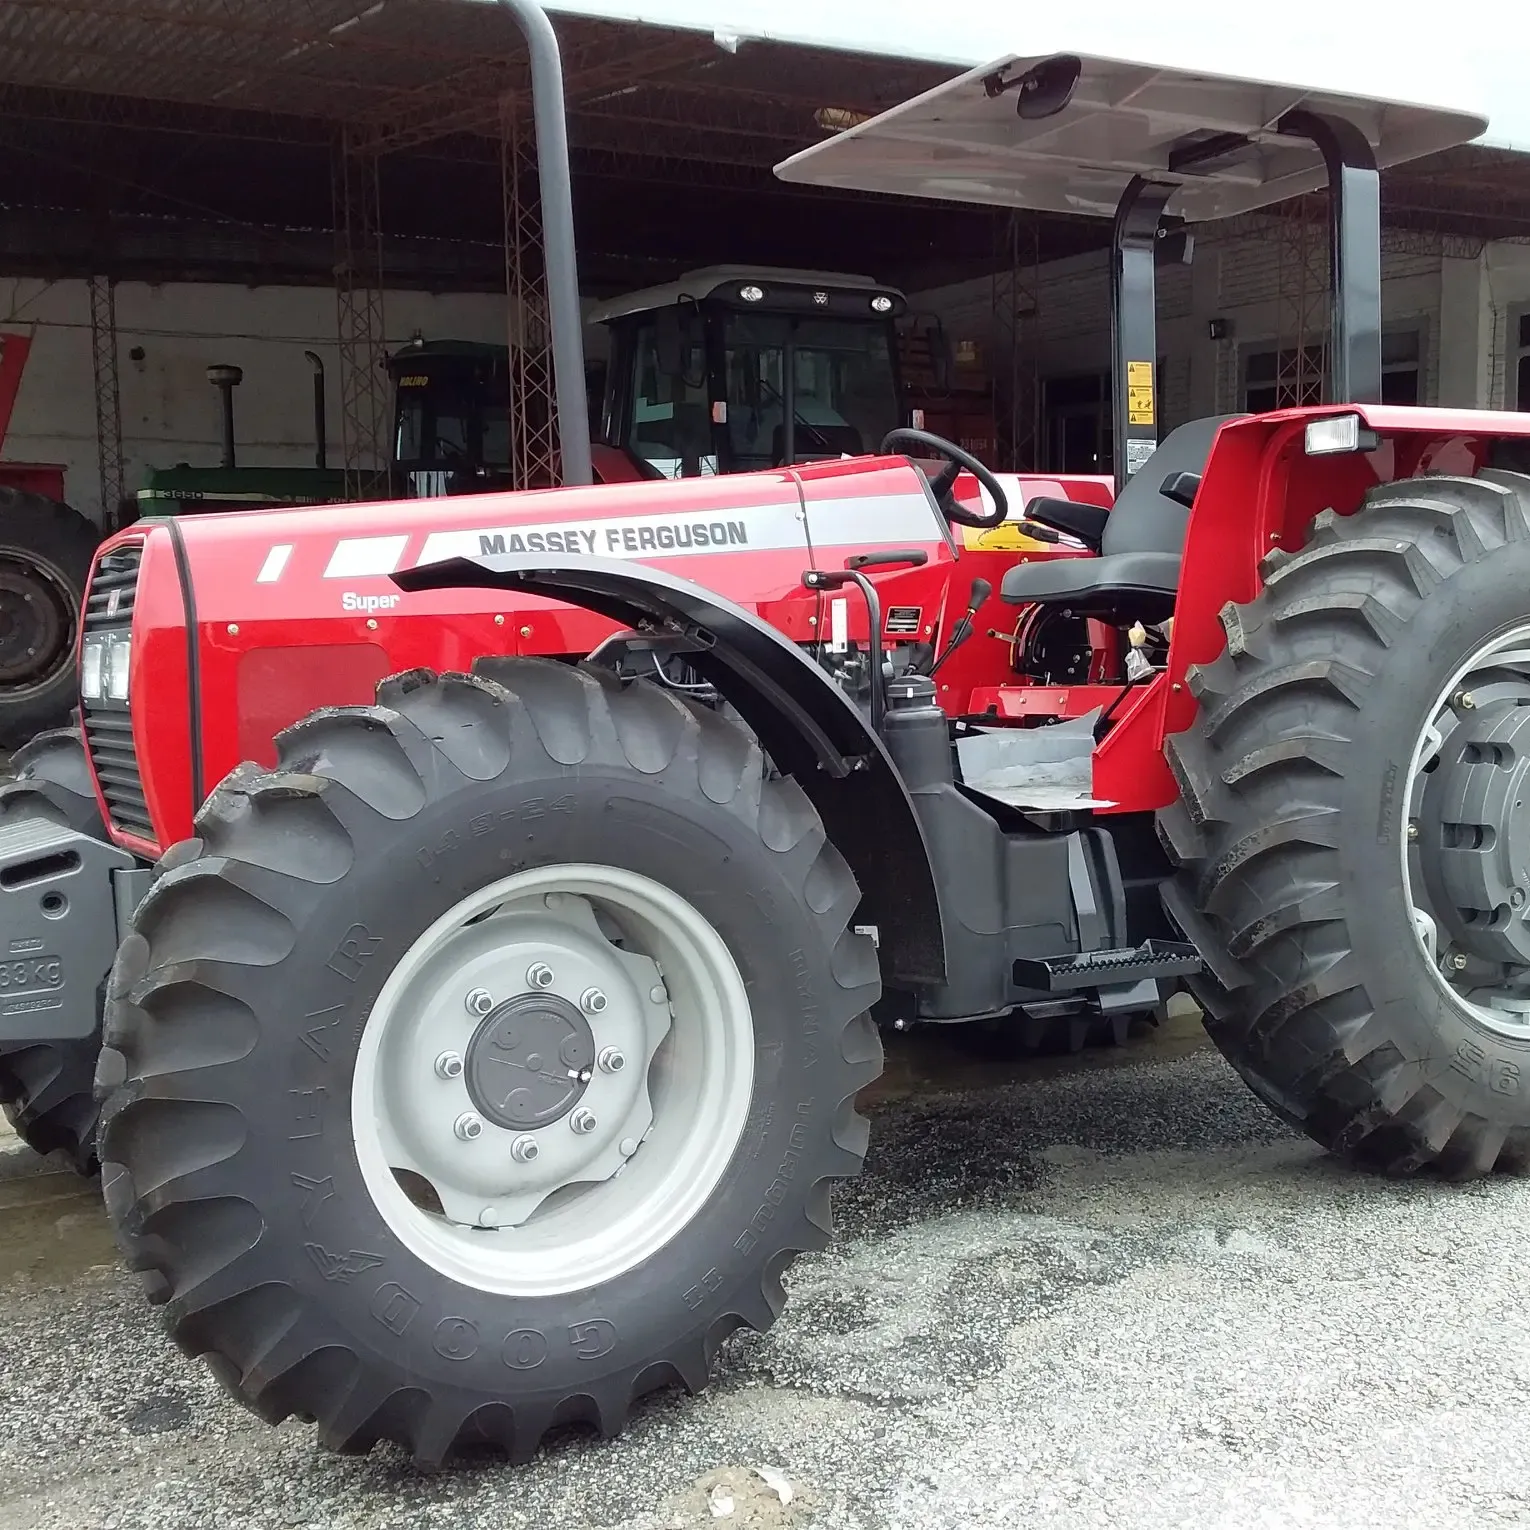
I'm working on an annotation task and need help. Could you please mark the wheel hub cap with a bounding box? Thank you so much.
[1426,701,1530,966]
[351,865,755,1297]
[1405,624,1530,1037]
[0,558,69,688]
[464,992,595,1130]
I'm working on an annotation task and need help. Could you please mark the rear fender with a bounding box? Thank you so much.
[396,552,945,986]
[1095,405,1530,812]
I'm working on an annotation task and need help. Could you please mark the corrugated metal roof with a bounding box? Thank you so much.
[0,0,939,131]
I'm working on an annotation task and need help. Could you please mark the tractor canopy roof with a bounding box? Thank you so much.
[586,266,907,325]
[774,55,1488,222]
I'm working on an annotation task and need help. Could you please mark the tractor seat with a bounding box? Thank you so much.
[1000,415,1246,625]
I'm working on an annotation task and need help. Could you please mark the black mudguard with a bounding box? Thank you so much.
[395,553,945,985]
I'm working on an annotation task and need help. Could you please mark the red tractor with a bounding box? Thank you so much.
[4,3,1526,1465]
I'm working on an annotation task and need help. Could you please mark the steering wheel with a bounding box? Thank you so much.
[880,427,1008,529]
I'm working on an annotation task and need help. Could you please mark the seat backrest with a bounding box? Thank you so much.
[1101,415,1247,559]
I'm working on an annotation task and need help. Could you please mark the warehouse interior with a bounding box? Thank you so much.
[3,0,1530,521]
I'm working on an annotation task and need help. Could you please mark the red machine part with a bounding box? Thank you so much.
[101,455,1111,853]
[95,405,1530,857]
[1091,406,1530,812]
[0,332,66,502]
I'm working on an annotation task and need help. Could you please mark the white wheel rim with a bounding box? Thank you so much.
[351,863,755,1297]
[1403,621,1530,1039]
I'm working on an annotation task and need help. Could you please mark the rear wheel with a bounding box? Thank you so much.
[0,490,99,748]
[97,660,882,1463]
[1160,470,1530,1176]
[0,727,106,1173]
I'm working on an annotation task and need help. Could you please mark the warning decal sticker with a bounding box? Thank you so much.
[1126,359,1155,426]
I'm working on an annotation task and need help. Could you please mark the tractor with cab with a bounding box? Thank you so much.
[3,0,1527,1467]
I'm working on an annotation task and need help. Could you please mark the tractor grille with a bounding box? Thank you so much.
[885,605,923,636]
[81,545,153,839]
[83,546,142,628]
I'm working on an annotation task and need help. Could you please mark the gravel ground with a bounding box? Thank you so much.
[2,1025,1528,1530]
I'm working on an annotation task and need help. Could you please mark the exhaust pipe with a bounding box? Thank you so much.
[494,0,592,486]
[206,363,243,469]
[304,350,327,468]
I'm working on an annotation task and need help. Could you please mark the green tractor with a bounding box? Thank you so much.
[135,340,526,516]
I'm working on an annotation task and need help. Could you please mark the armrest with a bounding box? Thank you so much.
[1022,496,1109,551]
[1158,470,1201,509]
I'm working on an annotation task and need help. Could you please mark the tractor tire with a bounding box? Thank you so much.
[0,489,100,749]
[0,726,107,1174]
[1159,469,1530,1177]
[97,659,882,1464]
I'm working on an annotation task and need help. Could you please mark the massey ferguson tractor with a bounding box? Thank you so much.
[1,0,1525,1465]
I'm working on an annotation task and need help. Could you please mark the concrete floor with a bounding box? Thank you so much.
[2,1012,1528,1530]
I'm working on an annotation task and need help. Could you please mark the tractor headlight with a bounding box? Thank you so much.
[80,636,104,700]
[105,633,132,701]
[1304,413,1379,456]
[81,631,132,703]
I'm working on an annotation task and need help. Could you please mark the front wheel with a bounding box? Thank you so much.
[97,660,882,1463]
[1160,469,1530,1176]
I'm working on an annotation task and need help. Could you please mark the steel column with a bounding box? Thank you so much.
[500,94,560,489]
[992,210,1040,472]
[332,125,390,500]
[87,274,124,528]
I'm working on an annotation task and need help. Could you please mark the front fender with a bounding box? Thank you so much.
[396,553,944,986]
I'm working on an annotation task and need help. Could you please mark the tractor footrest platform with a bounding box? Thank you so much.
[1013,939,1202,994]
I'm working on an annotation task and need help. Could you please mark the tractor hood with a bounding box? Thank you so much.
[91,456,1111,851]
[112,460,957,803]
[164,458,953,632]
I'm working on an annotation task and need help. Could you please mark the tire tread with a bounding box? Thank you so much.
[98,661,881,1463]
[1161,470,1530,1175]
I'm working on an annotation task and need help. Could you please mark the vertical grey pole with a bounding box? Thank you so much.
[495,0,594,485]
[304,351,328,468]
[1110,177,1174,495]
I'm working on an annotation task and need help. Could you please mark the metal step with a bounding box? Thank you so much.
[1012,939,1202,994]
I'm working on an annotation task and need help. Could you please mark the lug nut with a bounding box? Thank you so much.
[454,1111,485,1141]
[510,1134,539,1163]
[597,1046,626,1074]
[434,1050,464,1080]
[1449,951,1469,972]
[580,986,609,1015]
[526,962,555,990]
[465,987,493,1017]
[1406,820,1419,842]
[570,1107,597,1135]
[1454,690,1477,711]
